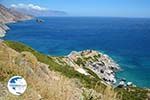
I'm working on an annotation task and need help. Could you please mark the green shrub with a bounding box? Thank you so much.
[115,87,148,100]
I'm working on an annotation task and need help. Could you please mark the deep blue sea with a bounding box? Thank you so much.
[4,17,150,87]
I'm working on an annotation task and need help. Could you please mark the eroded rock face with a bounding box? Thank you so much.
[0,4,32,23]
[0,4,33,37]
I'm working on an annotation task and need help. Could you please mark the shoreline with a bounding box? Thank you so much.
[54,50,122,85]
[0,17,33,38]
[0,4,33,38]
[2,21,140,87]
[3,17,150,88]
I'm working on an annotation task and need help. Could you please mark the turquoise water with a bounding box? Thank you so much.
[5,17,150,87]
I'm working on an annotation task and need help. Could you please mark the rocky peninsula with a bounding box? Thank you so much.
[54,50,120,85]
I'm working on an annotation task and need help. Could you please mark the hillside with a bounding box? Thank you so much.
[0,41,116,100]
[0,40,149,100]
[0,4,32,37]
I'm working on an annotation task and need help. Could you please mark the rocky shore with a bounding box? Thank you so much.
[54,50,120,85]
[0,24,9,37]
[0,4,33,37]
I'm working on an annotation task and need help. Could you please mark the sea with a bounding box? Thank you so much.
[4,17,150,88]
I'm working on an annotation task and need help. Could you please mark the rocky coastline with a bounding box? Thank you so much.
[54,50,120,85]
[0,4,33,38]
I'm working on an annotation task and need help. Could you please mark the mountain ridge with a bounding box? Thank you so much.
[0,4,33,37]
[10,7,67,17]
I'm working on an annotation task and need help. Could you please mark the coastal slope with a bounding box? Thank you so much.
[0,40,149,100]
[0,41,116,100]
[0,4,33,37]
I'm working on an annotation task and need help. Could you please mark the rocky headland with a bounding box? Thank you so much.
[54,50,120,85]
[0,4,33,37]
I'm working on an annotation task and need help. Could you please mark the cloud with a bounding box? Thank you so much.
[11,3,48,11]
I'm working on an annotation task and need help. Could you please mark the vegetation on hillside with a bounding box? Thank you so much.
[4,41,107,93]
[4,40,150,100]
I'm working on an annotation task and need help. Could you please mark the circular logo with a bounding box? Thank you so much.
[7,76,27,95]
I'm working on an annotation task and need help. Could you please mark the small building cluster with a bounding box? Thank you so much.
[65,50,120,85]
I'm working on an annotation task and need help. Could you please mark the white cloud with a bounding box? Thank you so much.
[11,3,48,11]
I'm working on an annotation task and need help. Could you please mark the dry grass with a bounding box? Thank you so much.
[0,43,83,100]
[0,42,120,100]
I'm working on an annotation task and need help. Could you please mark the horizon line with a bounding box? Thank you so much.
[36,15,150,19]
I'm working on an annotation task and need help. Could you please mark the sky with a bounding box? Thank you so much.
[1,0,150,18]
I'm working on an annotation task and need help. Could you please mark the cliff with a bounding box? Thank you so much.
[0,4,33,37]
[0,40,149,100]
